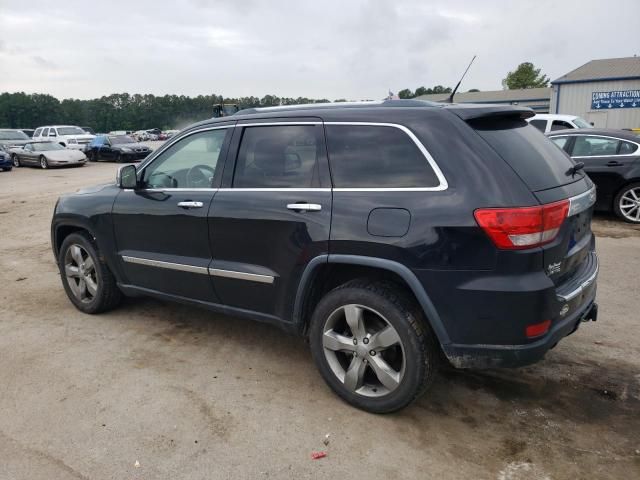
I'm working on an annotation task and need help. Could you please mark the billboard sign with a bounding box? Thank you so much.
[591,90,640,109]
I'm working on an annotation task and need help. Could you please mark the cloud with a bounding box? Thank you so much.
[0,0,637,99]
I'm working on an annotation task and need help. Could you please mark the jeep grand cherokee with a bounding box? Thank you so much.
[51,100,598,413]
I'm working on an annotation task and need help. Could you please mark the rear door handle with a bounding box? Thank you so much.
[177,201,204,209]
[606,161,623,167]
[287,203,322,212]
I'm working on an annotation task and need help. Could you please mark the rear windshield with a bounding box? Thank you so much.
[470,118,583,191]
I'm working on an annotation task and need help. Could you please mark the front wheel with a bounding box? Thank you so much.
[40,155,48,169]
[309,280,438,413]
[614,183,640,223]
[12,154,20,167]
[58,232,122,314]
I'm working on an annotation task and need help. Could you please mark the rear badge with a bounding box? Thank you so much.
[547,262,562,275]
[560,304,570,317]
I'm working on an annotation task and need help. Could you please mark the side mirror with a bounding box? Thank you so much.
[117,164,138,189]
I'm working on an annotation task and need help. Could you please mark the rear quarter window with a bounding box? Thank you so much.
[325,125,440,188]
[470,118,581,192]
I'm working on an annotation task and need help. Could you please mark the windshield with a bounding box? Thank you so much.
[0,130,29,140]
[56,127,87,135]
[110,136,135,144]
[32,142,65,151]
[572,117,593,129]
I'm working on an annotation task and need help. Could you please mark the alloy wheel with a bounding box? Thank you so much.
[619,187,640,222]
[12,155,20,167]
[322,304,405,397]
[64,244,98,303]
[40,156,48,169]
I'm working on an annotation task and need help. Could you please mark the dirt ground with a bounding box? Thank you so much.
[0,161,639,480]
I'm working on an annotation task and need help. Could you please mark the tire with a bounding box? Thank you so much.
[58,232,122,314]
[115,153,123,163]
[614,182,640,223]
[88,150,97,162]
[309,280,438,413]
[40,155,48,169]
[12,154,20,167]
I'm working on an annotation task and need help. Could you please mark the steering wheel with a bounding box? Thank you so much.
[186,164,216,188]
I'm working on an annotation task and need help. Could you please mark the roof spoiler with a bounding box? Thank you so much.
[443,105,536,121]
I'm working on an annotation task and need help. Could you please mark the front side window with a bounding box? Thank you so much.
[572,117,593,129]
[325,125,439,188]
[57,126,86,135]
[551,120,573,131]
[233,125,321,188]
[143,129,228,189]
[572,136,620,157]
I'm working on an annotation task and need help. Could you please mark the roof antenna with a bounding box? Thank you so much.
[445,55,476,103]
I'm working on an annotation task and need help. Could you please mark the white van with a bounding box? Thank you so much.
[526,114,593,133]
[32,125,95,151]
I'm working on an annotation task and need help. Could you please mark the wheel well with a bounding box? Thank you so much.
[612,179,640,206]
[59,142,66,147]
[54,225,88,256]
[299,263,421,336]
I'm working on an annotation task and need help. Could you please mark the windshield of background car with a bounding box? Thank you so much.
[111,136,135,144]
[32,142,65,151]
[0,130,29,140]
[56,127,86,135]
[572,117,593,129]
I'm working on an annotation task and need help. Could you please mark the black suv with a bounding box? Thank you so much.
[51,100,599,413]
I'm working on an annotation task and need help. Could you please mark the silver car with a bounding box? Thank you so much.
[11,141,87,169]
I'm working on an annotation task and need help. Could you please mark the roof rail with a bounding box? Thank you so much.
[235,99,440,115]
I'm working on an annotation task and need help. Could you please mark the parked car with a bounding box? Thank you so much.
[87,135,152,163]
[0,129,31,149]
[32,125,95,151]
[20,129,36,138]
[51,100,598,413]
[11,141,86,169]
[0,145,13,171]
[527,114,594,133]
[547,128,640,223]
[133,130,149,141]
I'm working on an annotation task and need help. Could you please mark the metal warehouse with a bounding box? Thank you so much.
[416,88,551,112]
[550,56,640,129]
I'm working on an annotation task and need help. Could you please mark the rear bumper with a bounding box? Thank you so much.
[442,285,597,369]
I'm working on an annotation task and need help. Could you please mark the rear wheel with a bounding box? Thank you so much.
[58,232,122,314]
[88,150,97,162]
[614,183,640,223]
[40,156,48,169]
[12,154,20,167]
[115,153,123,163]
[309,280,438,413]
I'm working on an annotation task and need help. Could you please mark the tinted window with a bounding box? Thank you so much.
[471,119,581,191]
[551,120,573,131]
[143,129,228,188]
[529,119,547,132]
[41,128,49,137]
[572,136,619,157]
[326,125,439,188]
[619,141,638,155]
[33,128,42,137]
[233,125,321,188]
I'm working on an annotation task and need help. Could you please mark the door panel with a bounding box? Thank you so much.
[112,125,233,301]
[209,122,332,321]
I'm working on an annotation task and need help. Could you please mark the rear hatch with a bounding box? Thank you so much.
[467,114,595,287]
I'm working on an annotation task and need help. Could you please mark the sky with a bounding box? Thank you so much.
[0,0,638,100]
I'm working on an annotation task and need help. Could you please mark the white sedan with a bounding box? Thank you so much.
[11,142,87,169]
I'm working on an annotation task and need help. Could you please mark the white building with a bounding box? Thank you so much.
[550,56,640,129]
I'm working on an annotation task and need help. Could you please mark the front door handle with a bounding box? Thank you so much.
[606,161,623,167]
[177,201,204,209]
[287,203,322,212]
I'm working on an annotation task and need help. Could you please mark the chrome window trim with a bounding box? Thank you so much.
[237,121,322,126]
[218,188,330,192]
[568,185,597,217]
[324,122,448,191]
[122,255,209,275]
[208,268,275,284]
[138,188,219,193]
[548,133,640,158]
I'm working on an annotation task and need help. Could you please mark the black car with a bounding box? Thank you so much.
[86,135,152,163]
[51,100,598,413]
[547,128,640,223]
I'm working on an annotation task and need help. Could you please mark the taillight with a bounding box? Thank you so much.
[474,200,569,250]
[526,320,552,338]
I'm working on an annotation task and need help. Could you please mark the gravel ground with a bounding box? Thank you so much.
[0,162,639,480]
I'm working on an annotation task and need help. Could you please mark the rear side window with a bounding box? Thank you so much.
[233,125,321,188]
[325,125,439,188]
[471,118,581,191]
[551,120,573,131]
[529,119,546,132]
[33,128,42,137]
[620,141,638,155]
[550,136,570,152]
